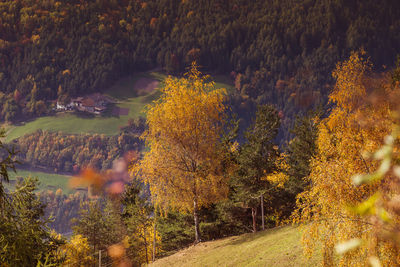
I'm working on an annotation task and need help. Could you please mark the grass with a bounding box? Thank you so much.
[150,226,321,267]
[105,71,166,100]
[4,168,75,195]
[5,71,234,142]
[213,74,235,93]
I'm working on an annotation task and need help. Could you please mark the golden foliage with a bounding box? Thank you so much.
[62,235,94,266]
[135,62,228,212]
[128,221,162,264]
[31,34,40,44]
[295,51,400,266]
[62,69,71,76]
[264,153,289,188]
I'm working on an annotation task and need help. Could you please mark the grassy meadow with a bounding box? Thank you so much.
[150,226,321,267]
[4,169,75,195]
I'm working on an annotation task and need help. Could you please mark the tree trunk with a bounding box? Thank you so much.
[251,207,257,233]
[261,194,265,230]
[152,220,156,262]
[143,227,149,264]
[193,197,201,243]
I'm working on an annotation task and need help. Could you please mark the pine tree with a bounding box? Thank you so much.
[232,105,280,232]
[285,110,320,195]
[0,178,64,265]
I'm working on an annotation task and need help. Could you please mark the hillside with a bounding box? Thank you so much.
[150,226,321,267]
[0,0,399,141]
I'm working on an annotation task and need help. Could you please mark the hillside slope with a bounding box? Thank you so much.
[150,226,321,267]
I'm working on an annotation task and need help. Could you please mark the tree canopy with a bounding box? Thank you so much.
[137,63,229,242]
[296,51,400,266]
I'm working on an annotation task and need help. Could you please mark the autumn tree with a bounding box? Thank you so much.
[296,51,400,266]
[137,62,228,243]
[62,235,94,266]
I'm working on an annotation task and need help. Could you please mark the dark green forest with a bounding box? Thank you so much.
[0,0,399,134]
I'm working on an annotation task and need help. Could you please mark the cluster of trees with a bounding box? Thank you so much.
[0,177,65,265]
[0,129,64,265]
[135,64,317,248]
[66,181,159,266]
[14,130,143,173]
[131,57,400,266]
[0,0,399,124]
[39,189,88,234]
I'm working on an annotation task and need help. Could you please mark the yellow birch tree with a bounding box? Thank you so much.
[136,62,229,243]
[295,51,400,266]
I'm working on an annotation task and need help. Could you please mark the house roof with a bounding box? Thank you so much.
[72,97,84,102]
[82,98,95,107]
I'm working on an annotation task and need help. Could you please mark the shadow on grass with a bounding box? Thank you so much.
[100,103,120,118]
[104,75,141,100]
[143,90,162,103]
[227,226,288,246]
[74,111,95,119]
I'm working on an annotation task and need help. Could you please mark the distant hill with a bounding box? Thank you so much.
[150,226,321,267]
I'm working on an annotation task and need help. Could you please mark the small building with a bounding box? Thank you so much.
[56,93,113,114]
[80,98,95,113]
[71,97,84,107]
[94,106,106,115]
[56,101,67,110]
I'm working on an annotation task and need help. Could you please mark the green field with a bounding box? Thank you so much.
[213,74,235,93]
[5,72,233,142]
[5,72,163,141]
[4,169,75,195]
[5,93,156,141]
[150,226,321,267]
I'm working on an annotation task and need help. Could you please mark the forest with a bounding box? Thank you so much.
[0,0,400,266]
[13,130,143,173]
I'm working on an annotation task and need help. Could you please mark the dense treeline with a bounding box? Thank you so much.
[14,130,143,173]
[39,189,88,234]
[0,0,399,125]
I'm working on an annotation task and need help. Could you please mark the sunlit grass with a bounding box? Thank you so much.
[150,226,321,267]
[4,169,75,195]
